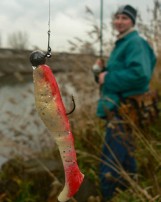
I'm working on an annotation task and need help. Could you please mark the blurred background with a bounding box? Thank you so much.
[0,0,161,201]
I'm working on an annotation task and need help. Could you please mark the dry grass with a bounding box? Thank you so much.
[1,1,161,201]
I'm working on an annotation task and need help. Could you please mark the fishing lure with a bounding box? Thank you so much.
[30,51,84,202]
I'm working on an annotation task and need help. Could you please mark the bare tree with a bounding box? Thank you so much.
[8,31,29,50]
[68,6,101,55]
[79,41,96,55]
[68,1,161,56]
[68,6,115,56]
[137,0,161,54]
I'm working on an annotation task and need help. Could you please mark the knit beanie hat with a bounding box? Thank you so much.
[115,5,137,24]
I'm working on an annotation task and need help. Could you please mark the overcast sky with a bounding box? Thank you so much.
[0,0,154,52]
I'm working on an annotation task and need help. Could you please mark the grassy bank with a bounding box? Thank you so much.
[0,55,161,202]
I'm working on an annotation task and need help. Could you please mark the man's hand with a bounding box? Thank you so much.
[95,58,105,69]
[99,71,107,85]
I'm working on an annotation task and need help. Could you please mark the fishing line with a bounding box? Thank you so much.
[45,0,52,58]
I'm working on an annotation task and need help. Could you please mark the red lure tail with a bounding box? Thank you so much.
[33,65,84,202]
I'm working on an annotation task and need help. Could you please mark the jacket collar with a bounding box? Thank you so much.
[116,28,137,41]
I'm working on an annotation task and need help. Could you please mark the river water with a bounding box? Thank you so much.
[0,72,99,168]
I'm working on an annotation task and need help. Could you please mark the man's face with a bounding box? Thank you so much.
[113,14,134,34]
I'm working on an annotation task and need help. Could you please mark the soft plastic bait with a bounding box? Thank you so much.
[32,62,84,202]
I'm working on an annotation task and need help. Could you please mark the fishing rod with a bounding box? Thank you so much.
[100,0,103,58]
[92,0,104,81]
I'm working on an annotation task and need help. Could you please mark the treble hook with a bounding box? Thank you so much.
[66,96,76,115]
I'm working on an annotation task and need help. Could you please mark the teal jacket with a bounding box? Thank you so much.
[97,30,157,118]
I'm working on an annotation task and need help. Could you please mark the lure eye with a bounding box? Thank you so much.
[30,50,46,67]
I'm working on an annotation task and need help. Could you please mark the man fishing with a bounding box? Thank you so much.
[93,4,157,200]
